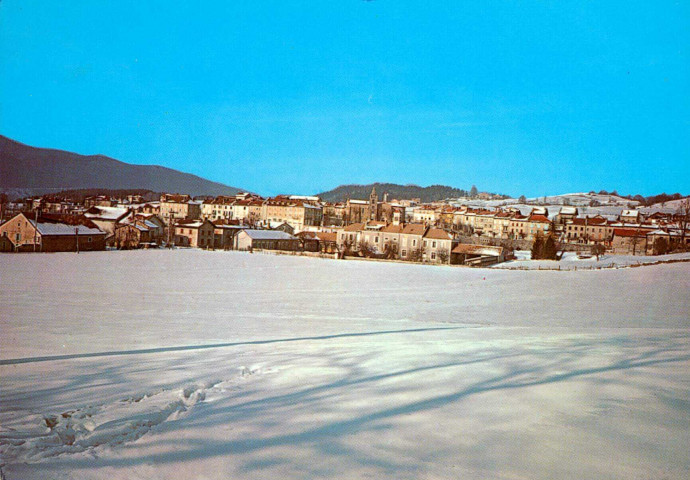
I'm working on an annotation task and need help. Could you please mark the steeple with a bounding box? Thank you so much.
[369,187,378,221]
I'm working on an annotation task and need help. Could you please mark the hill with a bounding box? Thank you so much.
[0,135,243,199]
[316,183,490,203]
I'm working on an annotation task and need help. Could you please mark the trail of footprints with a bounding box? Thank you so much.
[0,366,264,463]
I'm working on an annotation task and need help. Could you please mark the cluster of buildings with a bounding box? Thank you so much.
[1,188,688,260]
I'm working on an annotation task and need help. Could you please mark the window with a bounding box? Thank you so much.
[412,239,417,246]
[431,252,436,260]
[375,237,379,243]
[401,250,407,257]
[424,241,427,247]
[432,241,436,248]
[88,237,92,243]
[15,233,21,242]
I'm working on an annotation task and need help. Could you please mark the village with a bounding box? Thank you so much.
[1,188,688,266]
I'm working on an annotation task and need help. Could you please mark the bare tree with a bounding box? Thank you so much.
[677,198,690,248]
[592,243,606,261]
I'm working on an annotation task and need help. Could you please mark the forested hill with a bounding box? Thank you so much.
[317,183,482,203]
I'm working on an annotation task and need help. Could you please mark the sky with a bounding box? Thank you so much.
[1,1,688,197]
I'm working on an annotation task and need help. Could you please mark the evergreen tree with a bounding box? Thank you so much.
[531,233,544,260]
[542,234,558,260]
[654,237,668,256]
[470,185,478,198]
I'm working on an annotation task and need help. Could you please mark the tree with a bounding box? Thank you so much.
[653,237,669,256]
[407,247,423,262]
[383,242,398,259]
[542,234,558,260]
[592,243,606,261]
[677,198,690,247]
[437,249,450,264]
[470,185,478,198]
[531,233,544,260]
[518,195,527,204]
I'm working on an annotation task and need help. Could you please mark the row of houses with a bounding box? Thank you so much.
[335,221,509,265]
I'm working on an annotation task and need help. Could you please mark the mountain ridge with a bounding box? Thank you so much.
[0,135,243,199]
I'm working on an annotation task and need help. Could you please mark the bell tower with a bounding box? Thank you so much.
[369,187,378,221]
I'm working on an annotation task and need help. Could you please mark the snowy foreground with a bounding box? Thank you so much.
[1,250,689,480]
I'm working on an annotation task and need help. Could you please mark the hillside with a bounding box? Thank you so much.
[0,135,243,199]
[317,183,486,203]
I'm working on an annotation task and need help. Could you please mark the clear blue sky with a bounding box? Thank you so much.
[1,1,688,197]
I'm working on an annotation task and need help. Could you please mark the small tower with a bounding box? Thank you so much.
[369,187,378,221]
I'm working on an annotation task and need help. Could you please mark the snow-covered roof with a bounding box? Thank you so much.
[31,221,103,236]
[559,206,578,215]
[84,206,130,221]
[241,230,296,240]
[621,209,639,217]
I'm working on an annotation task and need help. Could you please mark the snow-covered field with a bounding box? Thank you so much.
[495,250,690,270]
[1,250,689,479]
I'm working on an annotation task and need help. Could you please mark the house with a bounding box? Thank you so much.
[0,212,106,252]
[611,228,647,255]
[380,224,403,256]
[211,220,247,249]
[556,206,579,225]
[422,228,454,263]
[160,194,202,224]
[202,196,236,221]
[620,209,641,224]
[261,196,323,231]
[524,214,551,240]
[114,221,159,249]
[564,216,612,244]
[315,232,338,253]
[337,223,365,252]
[269,222,296,235]
[83,206,132,235]
[235,229,299,251]
[509,214,529,239]
[413,205,441,225]
[359,221,386,253]
[398,223,427,260]
[84,196,116,208]
[174,219,216,248]
[451,244,507,266]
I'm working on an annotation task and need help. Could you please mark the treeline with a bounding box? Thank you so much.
[594,190,686,207]
[317,183,507,203]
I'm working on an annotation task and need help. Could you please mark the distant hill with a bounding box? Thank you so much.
[317,183,482,203]
[0,135,243,199]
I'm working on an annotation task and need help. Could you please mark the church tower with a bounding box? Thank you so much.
[369,187,378,221]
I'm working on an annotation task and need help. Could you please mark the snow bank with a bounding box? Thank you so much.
[495,250,690,270]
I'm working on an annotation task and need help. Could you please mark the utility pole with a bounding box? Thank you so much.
[33,209,39,252]
[75,226,80,254]
[168,212,173,248]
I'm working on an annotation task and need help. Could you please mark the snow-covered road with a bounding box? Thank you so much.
[1,250,689,479]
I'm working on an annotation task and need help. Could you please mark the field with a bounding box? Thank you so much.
[1,250,689,479]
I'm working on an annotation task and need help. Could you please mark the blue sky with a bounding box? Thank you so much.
[1,1,688,197]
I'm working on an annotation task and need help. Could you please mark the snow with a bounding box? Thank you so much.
[83,207,129,221]
[496,250,690,270]
[241,229,296,240]
[29,221,103,236]
[1,250,689,479]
